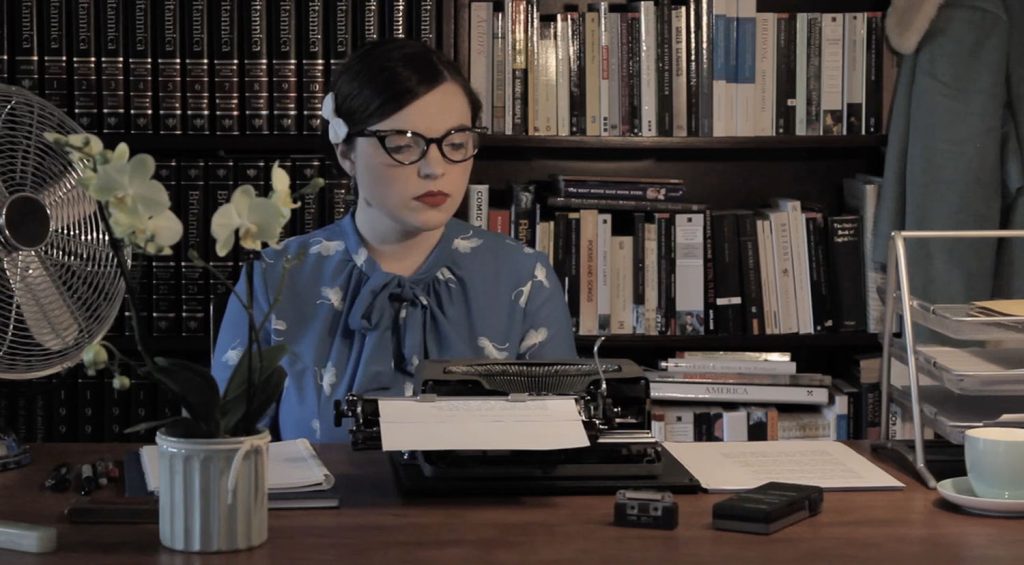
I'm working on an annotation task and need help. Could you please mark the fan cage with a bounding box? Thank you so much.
[0,84,126,379]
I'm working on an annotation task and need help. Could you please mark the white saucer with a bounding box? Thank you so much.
[936,477,1024,517]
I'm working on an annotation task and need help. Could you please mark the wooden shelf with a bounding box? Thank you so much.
[97,133,886,156]
[576,332,881,351]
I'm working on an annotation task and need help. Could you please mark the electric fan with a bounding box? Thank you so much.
[0,84,125,380]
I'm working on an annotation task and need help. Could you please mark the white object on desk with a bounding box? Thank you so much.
[662,440,906,492]
[376,396,590,451]
[0,520,57,553]
[140,438,334,494]
[936,477,1024,517]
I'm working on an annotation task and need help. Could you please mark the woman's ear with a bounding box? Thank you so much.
[335,143,356,176]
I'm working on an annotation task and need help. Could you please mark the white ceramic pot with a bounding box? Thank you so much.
[155,429,270,553]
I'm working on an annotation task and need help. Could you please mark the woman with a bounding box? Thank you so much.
[212,39,576,442]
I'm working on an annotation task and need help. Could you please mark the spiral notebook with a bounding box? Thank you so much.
[139,438,335,495]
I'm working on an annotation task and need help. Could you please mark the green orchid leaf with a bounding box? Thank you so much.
[223,365,288,437]
[221,343,287,407]
[150,356,222,437]
[123,415,189,435]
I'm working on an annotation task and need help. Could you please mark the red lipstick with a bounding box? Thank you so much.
[414,191,450,208]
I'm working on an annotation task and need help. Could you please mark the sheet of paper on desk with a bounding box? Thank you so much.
[662,440,905,492]
[376,397,590,451]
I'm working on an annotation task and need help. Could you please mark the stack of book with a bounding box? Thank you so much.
[648,352,851,442]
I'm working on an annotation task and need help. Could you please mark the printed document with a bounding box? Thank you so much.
[376,396,589,451]
[663,440,905,492]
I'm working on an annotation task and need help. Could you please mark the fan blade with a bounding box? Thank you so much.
[4,251,81,351]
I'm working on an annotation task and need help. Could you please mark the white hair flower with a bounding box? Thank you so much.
[320,92,349,144]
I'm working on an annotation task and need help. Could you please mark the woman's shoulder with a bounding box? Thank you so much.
[445,218,550,275]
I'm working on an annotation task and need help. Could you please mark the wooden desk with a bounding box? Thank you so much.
[1,442,1020,564]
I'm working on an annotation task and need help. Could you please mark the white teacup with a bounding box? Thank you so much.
[964,427,1024,500]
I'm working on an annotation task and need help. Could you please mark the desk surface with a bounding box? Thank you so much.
[1,442,1021,564]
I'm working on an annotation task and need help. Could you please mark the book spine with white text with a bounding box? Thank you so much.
[12,0,40,94]
[156,0,183,133]
[650,380,830,405]
[212,0,242,134]
[71,0,100,132]
[151,159,180,336]
[302,0,328,134]
[243,0,271,133]
[41,0,70,113]
[413,0,436,47]
[387,0,410,38]
[272,0,299,133]
[184,0,210,133]
[0,0,8,85]
[293,157,323,235]
[329,0,353,73]
[863,12,884,135]
[207,158,237,339]
[179,159,208,337]
[99,0,128,133]
[127,0,155,132]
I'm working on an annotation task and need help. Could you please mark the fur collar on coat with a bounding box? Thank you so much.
[886,0,944,55]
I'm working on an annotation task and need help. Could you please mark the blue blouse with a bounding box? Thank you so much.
[211,214,577,442]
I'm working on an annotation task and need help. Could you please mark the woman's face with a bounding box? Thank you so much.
[338,81,474,241]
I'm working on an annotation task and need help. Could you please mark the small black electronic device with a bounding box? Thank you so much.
[613,489,678,530]
[711,482,823,535]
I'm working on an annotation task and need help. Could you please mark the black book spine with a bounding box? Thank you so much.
[631,212,645,334]
[31,378,53,442]
[737,211,764,336]
[71,0,100,131]
[207,158,238,340]
[774,12,795,135]
[685,0,699,136]
[329,0,353,74]
[567,213,581,333]
[805,212,832,333]
[702,208,715,334]
[99,0,127,133]
[12,382,32,443]
[12,0,40,94]
[568,11,584,136]
[358,0,382,46]
[413,0,435,47]
[156,383,182,421]
[655,0,672,136]
[0,0,8,84]
[827,215,867,332]
[183,0,209,133]
[103,376,131,441]
[551,212,571,306]
[180,159,208,337]
[293,157,323,234]
[617,13,631,136]
[711,211,743,336]
[387,0,409,38]
[51,369,79,442]
[322,165,353,225]
[243,0,271,133]
[76,373,103,442]
[212,0,241,134]
[151,159,181,336]
[127,0,154,132]
[302,0,327,134]
[237,158,268,191]
[272,0,299,133]
[863,12,883,135]
[41,0,70,113]
[128,378,158,442]
[805,13,821,135]
[157,0,183,133]
[628,14,641,136]
[125,254,152,337]
[655,213,674,335]
[510,183,537,246]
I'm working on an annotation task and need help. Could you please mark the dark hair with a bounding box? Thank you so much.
[328,39,483,142]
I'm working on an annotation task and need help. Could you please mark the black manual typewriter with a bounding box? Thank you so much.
[333,355,699,495]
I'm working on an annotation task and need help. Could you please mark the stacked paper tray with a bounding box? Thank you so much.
[890,385,1024,444]
[916,346,1024,395]
[909,301,1024,341]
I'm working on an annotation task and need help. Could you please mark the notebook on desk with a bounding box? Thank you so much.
[126,439,340,510]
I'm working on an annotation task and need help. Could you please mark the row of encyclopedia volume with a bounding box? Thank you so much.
[0,0,440,134]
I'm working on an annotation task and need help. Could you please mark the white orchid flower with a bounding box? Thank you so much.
[269,161,300,218]
[82,342,109,376]
[210,184,288,257]
[66,133,104,156]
